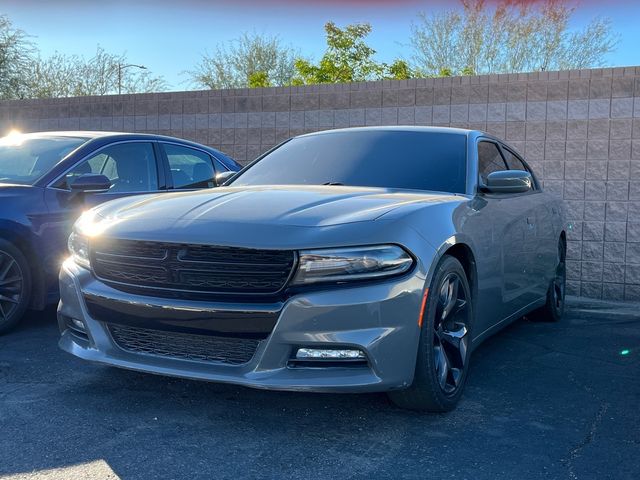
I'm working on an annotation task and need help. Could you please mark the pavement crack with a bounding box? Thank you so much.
[563,401,609,480]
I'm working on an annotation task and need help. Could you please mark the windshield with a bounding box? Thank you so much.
[0,135,89,185]
[231,130,468,194]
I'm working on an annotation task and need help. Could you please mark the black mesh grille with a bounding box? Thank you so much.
[109,324,260,365]
[90,239,296,297]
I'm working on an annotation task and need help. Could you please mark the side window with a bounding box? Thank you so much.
[213,157,229,173]
[502,147,526,171]
[501,146,537,191]
[58,142,158,192]
[164,144,216,189]
[477,141,506,184]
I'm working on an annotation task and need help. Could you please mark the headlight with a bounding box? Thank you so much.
[68,230,90,269]
[291,245,413,285]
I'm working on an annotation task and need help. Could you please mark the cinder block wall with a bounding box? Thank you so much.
[1,66,639,301]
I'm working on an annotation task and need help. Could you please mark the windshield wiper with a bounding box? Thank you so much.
[322,181,344,186]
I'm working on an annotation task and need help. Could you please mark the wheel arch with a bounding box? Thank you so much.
[441,243,478,304]
[0,225,46,310]
[424,236,479,320]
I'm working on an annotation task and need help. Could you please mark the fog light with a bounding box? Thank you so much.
[69,317,86,332]
[295,348,366,360]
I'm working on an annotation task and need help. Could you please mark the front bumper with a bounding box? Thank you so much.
[58,257,427,393]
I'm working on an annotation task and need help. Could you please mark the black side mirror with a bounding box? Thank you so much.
[69,174,112,194]
[215,171,236,186]
[482,170,532,194]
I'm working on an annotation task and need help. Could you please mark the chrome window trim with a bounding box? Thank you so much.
[47,139,162,193]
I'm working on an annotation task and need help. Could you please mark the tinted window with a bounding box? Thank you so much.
[477,141,506,184]
[0,134,88,185]
[61,142,158,192]
[213,157,229,173]
[165,144,216,189]
[501,147,526,171]
[501,146,537,191]
[231,131,467,194]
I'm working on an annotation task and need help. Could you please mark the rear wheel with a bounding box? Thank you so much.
[388,255,472,412]
[0,240,31,335]
[532,238,566,323]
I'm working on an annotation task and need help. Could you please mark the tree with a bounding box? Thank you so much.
[294,22,387,84]
[24,46,166,98]
[187,32,298,89]
[248,71,270,88]
[409,0,618,76]
[0,15,35,99]
[386,60,413,80]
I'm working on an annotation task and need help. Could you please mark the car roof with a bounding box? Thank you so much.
[13,130,238,162]
[12,131,187,142]
[295,126,483,138]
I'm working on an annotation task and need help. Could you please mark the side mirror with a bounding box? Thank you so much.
[215,171,236,186]
[482,170,532,194]
[69,174,112,194]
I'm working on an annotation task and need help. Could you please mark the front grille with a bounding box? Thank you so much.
[90,239,296,298]
[109,324,260,365]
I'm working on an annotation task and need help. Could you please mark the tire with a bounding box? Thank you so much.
[531,237,566,323]
[0,239,32,335]
[388,255,473,412]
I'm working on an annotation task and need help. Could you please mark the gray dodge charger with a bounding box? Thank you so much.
[58,126,566,411]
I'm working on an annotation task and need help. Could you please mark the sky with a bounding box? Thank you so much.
[2,0,639,90]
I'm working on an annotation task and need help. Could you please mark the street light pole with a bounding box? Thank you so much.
[117,63,147,95]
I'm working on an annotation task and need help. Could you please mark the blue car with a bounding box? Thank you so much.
[0,131,241,333]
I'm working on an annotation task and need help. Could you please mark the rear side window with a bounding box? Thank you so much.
[477,141,506,184]
[164,144,216,189]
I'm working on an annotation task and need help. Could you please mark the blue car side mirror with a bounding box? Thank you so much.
[69,174,112,194]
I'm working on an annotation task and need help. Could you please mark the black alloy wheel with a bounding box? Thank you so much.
[389,255,473,412]
[0,240,31,334]
[433,272,470,394]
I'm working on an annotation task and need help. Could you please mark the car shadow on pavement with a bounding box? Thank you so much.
[0,300,638,479]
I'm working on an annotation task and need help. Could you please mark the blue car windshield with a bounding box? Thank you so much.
[231,130,468,194]
[0,134,88,185]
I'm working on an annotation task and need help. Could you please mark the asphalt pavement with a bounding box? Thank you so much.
[0,297,638,480]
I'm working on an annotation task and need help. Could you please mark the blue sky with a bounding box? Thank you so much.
[2,0,639,90]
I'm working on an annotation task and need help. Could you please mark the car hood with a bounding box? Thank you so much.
[95,185,460,228]
[88,185,463,249]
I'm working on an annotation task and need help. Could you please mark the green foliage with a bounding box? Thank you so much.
[386,60,413,80]
[293,22,388,84]
[248,71,270,88]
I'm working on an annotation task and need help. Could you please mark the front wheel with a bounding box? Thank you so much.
[388,255,473,412]
[0,239,31,335]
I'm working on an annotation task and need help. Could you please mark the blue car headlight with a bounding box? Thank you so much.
[291,245,414,285]
[68,230,90,269]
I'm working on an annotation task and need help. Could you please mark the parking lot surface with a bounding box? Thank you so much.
[0,298,638,480]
